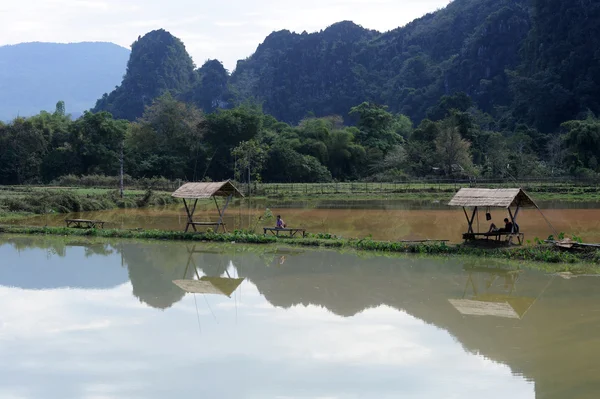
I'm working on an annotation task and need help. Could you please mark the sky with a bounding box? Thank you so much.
[0,0,452,71]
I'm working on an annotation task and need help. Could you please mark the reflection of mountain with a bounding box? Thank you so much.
[232,251,600,399]
[120,243,195,310]
[3,237,599,398]
[0,238,128,289]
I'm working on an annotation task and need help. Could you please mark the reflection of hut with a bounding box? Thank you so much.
[448,188,538,245]
[172,244,244,298]
[173,277,244,297]
[171,180,244,233]
[448,268,535,319]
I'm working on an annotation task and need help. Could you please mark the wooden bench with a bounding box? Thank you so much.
[65,219,106,229]
[264,227,306,238]
[463,232,525,245]
[186,222,227,233]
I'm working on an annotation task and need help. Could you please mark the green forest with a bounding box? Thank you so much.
[2,0,600,185]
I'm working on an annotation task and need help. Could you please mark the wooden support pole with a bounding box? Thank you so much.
[183,199,191,233]
[190,199,198,232]
[463,207,471,233]
[217,195,232,233]
[470,207,478,233]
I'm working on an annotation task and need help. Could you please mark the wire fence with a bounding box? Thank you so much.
[239,177,600,196]
[7,177,600,196]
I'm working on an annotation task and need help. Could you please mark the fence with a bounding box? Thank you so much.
[10,176,600,196]
[239,177,600,197]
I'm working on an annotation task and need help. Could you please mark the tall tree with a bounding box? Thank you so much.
[435,119,474,177]
[127,94,204,179]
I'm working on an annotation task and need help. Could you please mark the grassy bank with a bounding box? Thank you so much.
[0,187,178,220]
[2,225,598,273]
[242,181,600,202]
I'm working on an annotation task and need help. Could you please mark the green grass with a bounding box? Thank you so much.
[243,181,600,202]
[2,225,598,273]
[0,187,178,220]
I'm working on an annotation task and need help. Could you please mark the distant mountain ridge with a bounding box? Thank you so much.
[93,0,537,126]
[0,42,129,120]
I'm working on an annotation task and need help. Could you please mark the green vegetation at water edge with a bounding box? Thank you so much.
[2,225,599,272]
[0,187,177,219]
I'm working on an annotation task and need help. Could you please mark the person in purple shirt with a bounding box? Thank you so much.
[276,215,286,229]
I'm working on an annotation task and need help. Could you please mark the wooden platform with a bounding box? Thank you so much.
[463,232,524,245]
[264,227,306,238]
[186,222,227,233]
[65,219,106,229]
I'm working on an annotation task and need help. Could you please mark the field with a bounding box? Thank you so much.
[0,186,176,221]
[242,179,600,201]
[2,177,600,222]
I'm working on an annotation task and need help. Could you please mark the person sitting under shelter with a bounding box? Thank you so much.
[489,218,514,234]
[276,215,286,229]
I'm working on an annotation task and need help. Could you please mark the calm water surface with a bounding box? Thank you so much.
[17,199,600,243]
[1,236,599,398]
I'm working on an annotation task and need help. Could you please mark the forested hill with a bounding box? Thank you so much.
[92,0,600,134]
[231,0,530,124]
[0,42,129,121]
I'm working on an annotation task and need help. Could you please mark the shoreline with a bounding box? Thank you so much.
[1,225,599,273]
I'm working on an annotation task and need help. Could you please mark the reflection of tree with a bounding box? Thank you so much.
[0,236,127,289]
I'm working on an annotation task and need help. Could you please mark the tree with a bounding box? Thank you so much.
[201,106,263,180]
[562,116,600,173]
[231,139,268,185]
[54,101,66,117]
[70,111,129,175]
[0,118,48,184]
[127,93,204,179]
[435,120,474,177]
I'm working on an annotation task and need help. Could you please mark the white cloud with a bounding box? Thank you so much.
[0,0,452,70]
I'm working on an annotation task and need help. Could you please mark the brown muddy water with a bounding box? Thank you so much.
[1,236,599,398]
[15,199,600,243]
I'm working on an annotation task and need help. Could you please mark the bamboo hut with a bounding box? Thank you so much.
[448,188,538,245]
[171,180,244,233]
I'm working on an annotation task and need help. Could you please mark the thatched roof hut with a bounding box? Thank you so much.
[171,180,244,199]
[448,188,537,209]
[171,180,243,233]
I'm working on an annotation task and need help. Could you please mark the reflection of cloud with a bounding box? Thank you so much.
[0,240,533,399]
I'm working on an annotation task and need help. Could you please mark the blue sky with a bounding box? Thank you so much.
[1,0,452,70]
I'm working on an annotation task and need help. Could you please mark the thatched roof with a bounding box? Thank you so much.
[171,180,244,199]
[173,277,244,297]
[448,188,537,208]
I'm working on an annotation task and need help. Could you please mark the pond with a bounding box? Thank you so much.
[1,235,599,398]
[15,198,600,243]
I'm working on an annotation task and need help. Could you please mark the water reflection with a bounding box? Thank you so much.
[1,236,599,398]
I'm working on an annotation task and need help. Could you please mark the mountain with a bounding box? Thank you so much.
[230,0,530,124]
[93,0,600,133]
[0,42,129,121]
[93,29,197,120]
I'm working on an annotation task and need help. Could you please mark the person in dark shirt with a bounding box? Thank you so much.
[276,215,286,229]
[489,218,514,233]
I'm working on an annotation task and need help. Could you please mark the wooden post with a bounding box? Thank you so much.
[216,195,232,232]
[463,207,478,234]
[119,140,124,198]
[183,199,191,232]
